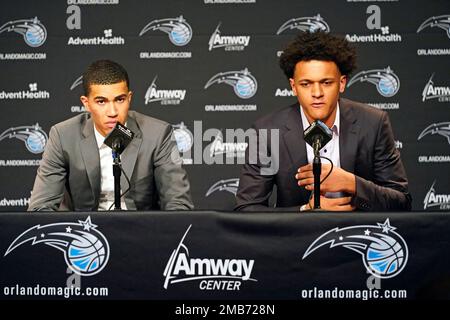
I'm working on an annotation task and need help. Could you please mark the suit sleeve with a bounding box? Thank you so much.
[28,126,68,211]
[353,111,412,211]
[153,125,194,210]
[235,125,300,212]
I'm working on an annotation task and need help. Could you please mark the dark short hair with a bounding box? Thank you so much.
[279,31,357,79]
[82,60,130,95]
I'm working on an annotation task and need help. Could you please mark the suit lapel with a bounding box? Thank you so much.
[80,117,101,206]
[339,98,359,173]
[120,115,142,200]
[283,104,308,168]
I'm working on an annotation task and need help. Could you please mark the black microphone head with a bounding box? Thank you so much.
[104,122,134,154]
[303,120,333,150]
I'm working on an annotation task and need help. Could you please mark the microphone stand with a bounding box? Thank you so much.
[112,150,122,210]
[312,139,321,209]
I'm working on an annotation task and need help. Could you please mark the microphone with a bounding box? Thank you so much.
[303,120,333,156]
[104,122,134,155]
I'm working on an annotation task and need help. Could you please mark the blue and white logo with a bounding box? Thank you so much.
[276,14,330,35]
[206,178,239,197]
[172,122,193,153]
[347,66,400,97]
[0,123,48,154]
[0,17,47,47]
[303,219,408,279]
[205,68,257,99]
[5,217,110,276]
[418,122,450,145]
[417,15,450,39]
[139,16,193,46]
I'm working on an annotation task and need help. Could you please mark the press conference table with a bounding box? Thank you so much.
[0,210,449,300]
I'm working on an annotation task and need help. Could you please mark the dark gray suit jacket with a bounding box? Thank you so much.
[28,111,194,211]
[235,98,412,211]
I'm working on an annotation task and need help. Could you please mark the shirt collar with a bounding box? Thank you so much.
[300,102,340,136]
[94,125,107,149]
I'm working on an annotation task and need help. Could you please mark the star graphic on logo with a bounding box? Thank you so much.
[66,226,72,233]
[364,229,371,236]
[377,219,396,233]
[78,217,97,231]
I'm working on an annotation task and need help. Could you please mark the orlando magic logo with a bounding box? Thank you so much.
[139,15,192,46]
[205,68,258,99]
[0,123,48,154]
[70,75,83,91]
[347,66,400,97]
[417,15,450,39]
[0,17,47,47]
[303,219,408,279]
[276,14,330,35]
[4,217,109,276]
[417,122,450,145]
[172,122,193,153]
[206,178,240,197]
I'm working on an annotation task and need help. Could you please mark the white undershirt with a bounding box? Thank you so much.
[300,103,343,198]
[94,126,127,210]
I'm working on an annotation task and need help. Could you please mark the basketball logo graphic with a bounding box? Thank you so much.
[172,122,193,153]
[204,68,258,99]
[0,17,47,47]
[303,218,408,279]
[347,67,400,97]
[5,217,110,276]
[0,123,48,154]
[139,15,192,46]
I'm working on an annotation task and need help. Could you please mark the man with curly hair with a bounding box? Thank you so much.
[235,31,411,212]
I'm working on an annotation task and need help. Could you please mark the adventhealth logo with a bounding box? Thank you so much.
[68,29,125,45]
[0,83,50,100]
[163,225,256,290]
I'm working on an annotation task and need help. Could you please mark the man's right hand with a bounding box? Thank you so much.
[307,195,355,211]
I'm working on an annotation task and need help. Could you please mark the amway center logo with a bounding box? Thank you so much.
[144,76,187,105]
[276,14,330,35]
[422,74,450,102]
[303,219,408,279]
[417,15,450,39]
[139,15,192,46]
[0,83,50,100]
[4,217,110,276]
[0,123,48,154]
[68,29,125,45]
[208,22,250,51]
[0,17,47,47]
[206,178,239,197]
[163,225,256,290]
[208,131,247,158]
[423,181,450,210]
[347,67,400,97]
[205,68,257,99]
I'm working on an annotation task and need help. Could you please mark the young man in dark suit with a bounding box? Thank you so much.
[235,31,411,212]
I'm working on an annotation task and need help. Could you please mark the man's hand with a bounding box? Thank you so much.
[295,163,356,195]
[306,195,355,211]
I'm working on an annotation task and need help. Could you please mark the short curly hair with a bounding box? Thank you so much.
[82,60,130,96]
[279,31,357,79]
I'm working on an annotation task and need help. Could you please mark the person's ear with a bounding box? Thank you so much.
[339,75,347,93]
[289,78,298,96]
[80,95,91,112]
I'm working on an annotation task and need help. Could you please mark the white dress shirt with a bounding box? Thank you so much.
[94,126,127,211]
[300,103,343,199]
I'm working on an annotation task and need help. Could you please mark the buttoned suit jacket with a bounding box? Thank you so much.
[235,98,412,211]
[28,111,194,211]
